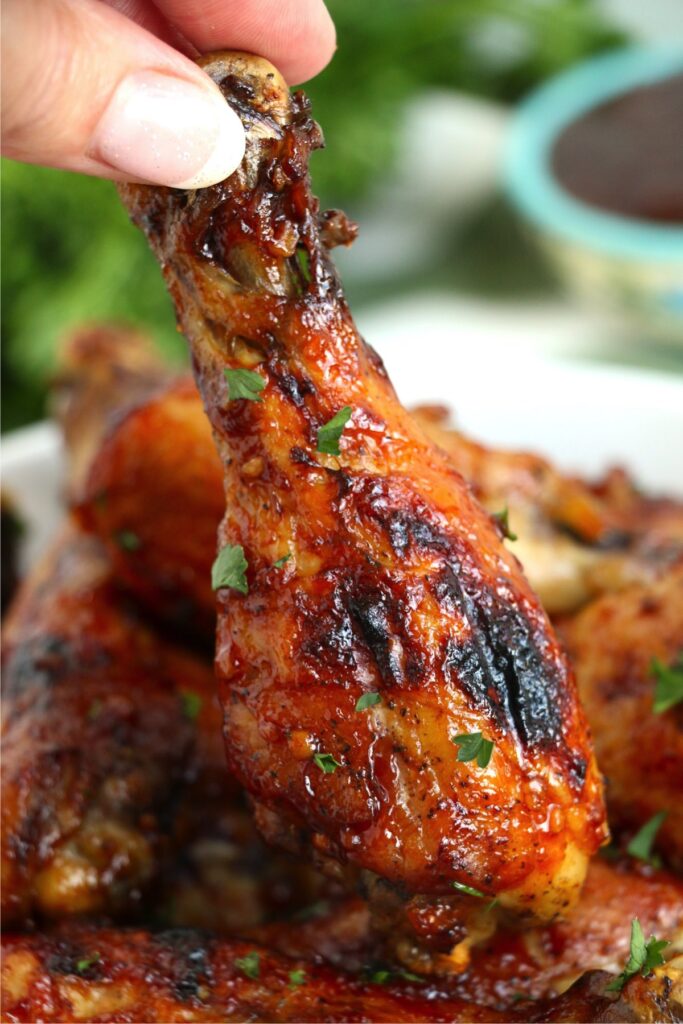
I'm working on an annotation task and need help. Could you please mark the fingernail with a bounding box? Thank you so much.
[91,70,245,188]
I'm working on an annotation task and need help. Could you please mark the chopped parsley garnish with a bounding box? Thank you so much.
[492,506,517,541]
[288,969,306,988]
[116,529,141,551]
[316,406,352,456]
[355,692,381,712]
[451,880,486,899]
[180,691,203,721]
[313,752,341,774]
[234,951,260,979]
[606,919,668,992]
[87,699,103,721]
[453,731,495,768]
[273,554,291,569]
[651,654,683,714]
[211,544,248,594]
[292,899,330,923]
[296,247,312,284]
[224,368,265,402]
[626,811,667,865]
[75,953,100,974]
[451,880,498,912]
[370,968,422,985]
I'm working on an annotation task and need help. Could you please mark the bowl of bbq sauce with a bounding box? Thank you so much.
[504,48,683,340]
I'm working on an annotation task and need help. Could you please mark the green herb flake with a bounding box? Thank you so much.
[235,951,260,979]
[493,505,517,541]
[292,900,330,923]
[370,970,391,985]
[288,968,306,988]
[652,654,683,714]
[75,953,101,974]
[313,752,341,774]
[181,691,203,721]
[369,968,423,985]
[316,406,352,456]
[273,554,292,569]
[606,919,668,993]
[355,692,381,712]
[87,699,103,722]
[116,530,141,552]
[453,731,495,768]
[451,880,486,899]
[211,544,248,594]
[296,247,312,284]
[224,368,265,402]
[627,811,667,865]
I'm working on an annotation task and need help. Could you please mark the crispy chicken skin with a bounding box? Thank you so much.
[560,565,683,867]
[119,51,606,918]
[52,324,168,502]
[2,927,681,1023]
[0,927,509,1024]
[0,523,211,925]
[76,377,223,638]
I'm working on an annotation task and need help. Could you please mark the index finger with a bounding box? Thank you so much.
[151,0,336,84]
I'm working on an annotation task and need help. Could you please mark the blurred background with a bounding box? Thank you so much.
[2,0,682,433]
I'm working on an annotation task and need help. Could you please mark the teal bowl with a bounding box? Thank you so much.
[504,47,683,340]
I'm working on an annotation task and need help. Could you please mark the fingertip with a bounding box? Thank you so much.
[172,88,246,188]
[290,0,336,84]
[91,69,245,189]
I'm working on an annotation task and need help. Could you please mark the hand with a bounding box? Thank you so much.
[1,0,335,188]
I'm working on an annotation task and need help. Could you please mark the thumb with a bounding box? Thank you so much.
[1,0,245,188]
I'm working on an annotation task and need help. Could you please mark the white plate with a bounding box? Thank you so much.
[3,341,682,573]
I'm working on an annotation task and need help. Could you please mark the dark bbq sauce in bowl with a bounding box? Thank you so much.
[551,72,683,224]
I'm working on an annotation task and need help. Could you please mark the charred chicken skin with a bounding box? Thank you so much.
[119,51,606,919]
[0,928,505,1024]
[63,326,683,632]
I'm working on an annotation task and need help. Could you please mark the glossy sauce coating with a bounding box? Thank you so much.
[254,857,683,1004]
[76,374,683,631]
[560,564,683,869]
[2,926,681,1023]
[120,51,606,918]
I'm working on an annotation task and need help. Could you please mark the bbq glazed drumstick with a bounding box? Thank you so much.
[119,51,606,920]
[560,564,683,869]
[71,369,683,633]
[2,925,681,1023]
